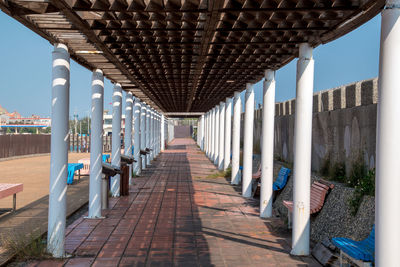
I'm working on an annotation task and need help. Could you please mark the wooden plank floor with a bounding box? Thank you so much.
[28,138,320,267]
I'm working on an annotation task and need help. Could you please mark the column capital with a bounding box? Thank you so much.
[245,83,253,96]
[54,43,68,53]
[264,69,275,81]
[299,43,313,60]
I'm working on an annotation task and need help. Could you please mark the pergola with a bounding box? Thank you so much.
[0,0,384,112]
[1,0,399,266]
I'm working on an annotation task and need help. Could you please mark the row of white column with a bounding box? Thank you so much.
[201,44,318,256]
[47,45,166,257]
[201,3,400,262]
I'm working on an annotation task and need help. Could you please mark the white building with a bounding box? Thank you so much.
[103,114,125,136]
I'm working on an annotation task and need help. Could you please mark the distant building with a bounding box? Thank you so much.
[103,114,125,136]
[0,105,51,130]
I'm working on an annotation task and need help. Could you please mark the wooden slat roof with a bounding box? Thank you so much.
[0,0,385,112]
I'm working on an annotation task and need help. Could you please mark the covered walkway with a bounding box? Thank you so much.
[31,138,318,267]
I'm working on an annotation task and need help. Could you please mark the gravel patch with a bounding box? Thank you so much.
[272,162,374,244]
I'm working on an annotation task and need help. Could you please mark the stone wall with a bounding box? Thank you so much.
[242,77,379,173]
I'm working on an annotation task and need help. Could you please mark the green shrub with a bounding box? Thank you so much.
[348,165,375,216]
[329,162,346,183]
[347,155,367,187]
[224,167,231,178]
[319,156,330,177]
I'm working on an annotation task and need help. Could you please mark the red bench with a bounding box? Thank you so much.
[0,183,23,212]
[283,180,334,228]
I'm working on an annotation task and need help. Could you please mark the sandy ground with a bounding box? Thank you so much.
[0,153,90,210]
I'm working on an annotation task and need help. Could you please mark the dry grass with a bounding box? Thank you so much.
[1,228,51,261]
[206,167,231,179]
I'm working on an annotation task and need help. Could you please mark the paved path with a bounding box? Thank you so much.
[29,138,320,267]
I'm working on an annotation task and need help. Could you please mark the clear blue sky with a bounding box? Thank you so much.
[0,11,380,118]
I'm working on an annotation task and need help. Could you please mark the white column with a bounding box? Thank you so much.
[155,112,158,156]
[197,118,201,146]
[47,43,70,257]
[224,98,232,170]
[242,83,254,198]
[124,92,133,185]
[88,69,104,219]
[218,102,225,170]
[156,113,159,155]
[156,112,160,155]
[161,114,165,151]
[210,108,215,160]
[209,110,212,159]
[260,70,275,218]
[376,2,400,266]
[150,109,154,160]
[201,114,205,150]
[214,105,220,165]
[205,112,209,155]
[133,99,141,175]
[140,103,146,170]
[110,83,122,197]
[154,112,158,156]
[146,105,151,165]
[291,43,314,256]
[231,91,241,185]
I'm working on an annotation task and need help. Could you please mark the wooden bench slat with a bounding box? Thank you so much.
[0,183,23,199]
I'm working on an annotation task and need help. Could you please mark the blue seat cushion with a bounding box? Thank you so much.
[332,237,374,262]
[273,167,291,191]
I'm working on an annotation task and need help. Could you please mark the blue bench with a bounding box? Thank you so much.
[251,166,291,197]
[332,226,374,266]
[102,154,110,163]
[273,167,291,191]
[67,163,84,185]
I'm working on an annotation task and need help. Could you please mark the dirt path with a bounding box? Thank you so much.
[0,153,90,210]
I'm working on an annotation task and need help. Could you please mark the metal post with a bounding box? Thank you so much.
[101,174,108,209]
[231,91,241,185]
[110,83,122,197]
[376,2,400,265]
[47,43,70,257]
[88,69,104,218]
[124,92,133,185]
[291,43,314,256]
[218,102,225,170]
[224,98,232,170]
[133,98,141,175]
[242,83,254,198]
[260,70,275,218]
[161,114,165,151]
[214,105,220,165]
